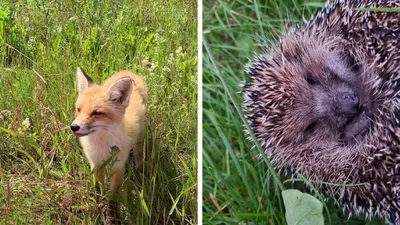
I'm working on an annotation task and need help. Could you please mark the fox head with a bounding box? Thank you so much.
[70,67,133,137]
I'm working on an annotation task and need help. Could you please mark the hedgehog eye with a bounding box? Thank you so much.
[305,121,317,132]
[76,107,80,113]
[91,111,104,116]
[306,77,316,85]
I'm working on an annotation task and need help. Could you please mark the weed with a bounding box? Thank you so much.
[0,0,197,224]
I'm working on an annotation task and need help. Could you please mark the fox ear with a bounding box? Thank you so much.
[77,67,94,94]
[107,77,133,107]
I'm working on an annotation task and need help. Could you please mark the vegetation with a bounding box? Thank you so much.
[202,0,386,224]
[0,0,197,224]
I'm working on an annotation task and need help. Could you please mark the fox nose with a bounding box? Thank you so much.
[70,124,80,132]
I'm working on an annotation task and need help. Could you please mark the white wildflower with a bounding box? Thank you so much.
[22,117,30,130]
[162,66,171,73]
[168,53,174,64]
[175,46,184,57]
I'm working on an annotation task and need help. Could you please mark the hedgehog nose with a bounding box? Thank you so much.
[341,92,358,102]
[336,92,359,115]
[70,124,80,132]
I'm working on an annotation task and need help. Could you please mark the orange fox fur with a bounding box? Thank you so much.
[71,67,147,190]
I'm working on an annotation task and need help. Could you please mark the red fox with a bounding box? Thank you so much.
[71,67,147,190]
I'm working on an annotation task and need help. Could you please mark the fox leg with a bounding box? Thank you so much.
[102,166,124,224]
[110,165,125,190]
[92,164,124,224]
[91,165,112,224]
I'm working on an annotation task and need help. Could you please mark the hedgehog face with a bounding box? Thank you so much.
[298,60,360,135]
[245,34,369,147]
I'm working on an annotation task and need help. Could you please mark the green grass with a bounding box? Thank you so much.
[0,0,197,224]
[202,0,386,224]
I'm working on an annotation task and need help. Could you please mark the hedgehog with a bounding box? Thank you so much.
[243,0,400,224]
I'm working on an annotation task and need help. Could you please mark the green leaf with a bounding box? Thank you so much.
[356,7,400,12]
[235,34,255,59]
[0,127,17,137]
[140,190,150,217]
[282,189,324,225]
[303,2,325,8]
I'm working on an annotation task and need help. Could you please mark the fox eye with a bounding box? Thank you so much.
[76,107,80,113]
[91,111,104,116]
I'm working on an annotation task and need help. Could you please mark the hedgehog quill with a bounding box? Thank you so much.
[243,0,400,224]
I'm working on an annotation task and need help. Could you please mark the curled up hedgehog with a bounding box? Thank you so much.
[243,0,400,224]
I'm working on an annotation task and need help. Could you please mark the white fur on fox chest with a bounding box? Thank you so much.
[79,127,133,169]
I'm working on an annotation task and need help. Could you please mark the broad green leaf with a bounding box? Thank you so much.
[282,189,324,225]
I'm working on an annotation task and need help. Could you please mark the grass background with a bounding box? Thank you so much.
[0,0,197,224]
[202,0,386,224]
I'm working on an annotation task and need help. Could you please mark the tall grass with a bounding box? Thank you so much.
[202,0,385,224]
[0,0,197,224]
